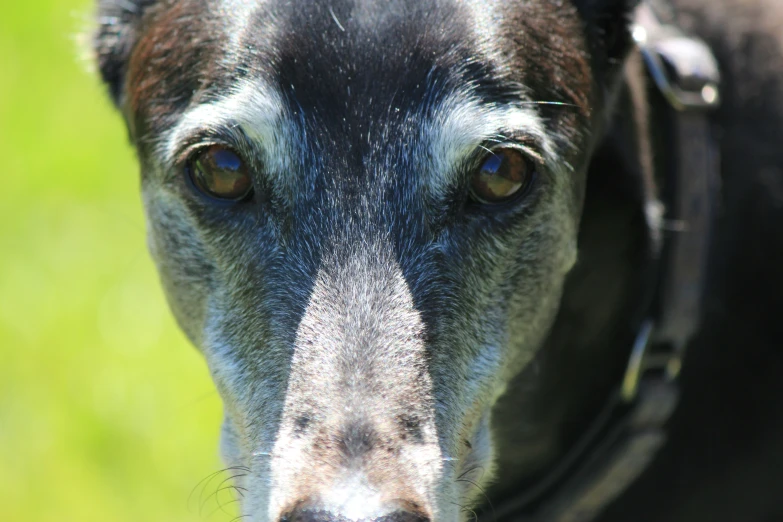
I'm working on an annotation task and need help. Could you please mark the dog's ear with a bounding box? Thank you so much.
[573,0,640,64]
[93,0,157,106]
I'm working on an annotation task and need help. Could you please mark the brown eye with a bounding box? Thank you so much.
[470,147,535,205]
[186,145,253,201]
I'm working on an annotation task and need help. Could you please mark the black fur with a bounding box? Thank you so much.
[573,0,641,62]
[489,2,783,521]
[602,1,783,520]
[94,0,156,104]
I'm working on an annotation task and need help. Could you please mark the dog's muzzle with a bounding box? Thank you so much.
[257,244,449,522]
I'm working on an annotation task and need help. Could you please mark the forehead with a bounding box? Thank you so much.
[126,0,593,144]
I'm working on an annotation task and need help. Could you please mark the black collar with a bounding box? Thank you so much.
[484,3,721,521]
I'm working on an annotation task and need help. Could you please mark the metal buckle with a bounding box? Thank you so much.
[633,23,721,111]
[621,319,683,402]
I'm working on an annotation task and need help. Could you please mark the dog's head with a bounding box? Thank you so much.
[95,1,639,520]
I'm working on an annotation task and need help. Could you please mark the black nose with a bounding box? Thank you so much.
[282,508,429,522]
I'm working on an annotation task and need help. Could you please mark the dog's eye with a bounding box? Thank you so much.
[186,146,253,201]
[469,147,535,205]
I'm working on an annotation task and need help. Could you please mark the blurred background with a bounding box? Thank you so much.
[0,1,235,521]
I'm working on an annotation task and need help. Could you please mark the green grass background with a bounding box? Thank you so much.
[0,2,235,521]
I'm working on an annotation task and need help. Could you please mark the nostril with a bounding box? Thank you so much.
[280,509,344,522]
[280,508,328,522]
[281,508,429,522]
[376,510,429,522]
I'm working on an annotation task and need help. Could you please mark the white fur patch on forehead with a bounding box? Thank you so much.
[425,93,555,199]
[161,79,297,196]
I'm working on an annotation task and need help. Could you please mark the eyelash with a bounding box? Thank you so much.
[171,123,253,164]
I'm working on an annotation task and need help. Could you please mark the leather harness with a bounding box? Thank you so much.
[485,3,722,521]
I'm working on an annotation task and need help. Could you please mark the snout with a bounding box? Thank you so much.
[213,245,496,521]
[264,411,443,517]
[257,248,450,520]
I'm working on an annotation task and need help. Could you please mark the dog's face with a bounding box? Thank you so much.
[96,0,634,519]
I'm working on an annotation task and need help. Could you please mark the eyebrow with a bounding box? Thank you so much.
[160,80,563,204]
[158,79,308,201]
[160,80,288,168]
[424,94,557,198]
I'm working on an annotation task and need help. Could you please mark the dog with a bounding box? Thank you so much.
[93,0,783,520]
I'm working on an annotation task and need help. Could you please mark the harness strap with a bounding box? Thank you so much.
[486,3,721,521]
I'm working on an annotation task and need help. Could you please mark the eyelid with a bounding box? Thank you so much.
[481,140,545,168]
[173,140,221,168]
[166,123,250,169]
[489,127,545,152]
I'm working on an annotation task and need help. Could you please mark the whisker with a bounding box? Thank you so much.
[206,497,241,521]
[456,465,484,482]
[518,100,579,108]
[456,466,496,522]
[189,467,250,513]
[201,481,246,516]
[201,474,248,516]
[190,469,228,513]
[251,450,272,457]
[456,478,496,522]
[462,506,480,522]
[449,501,478,522]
